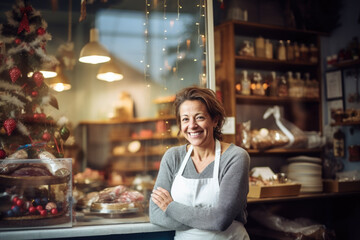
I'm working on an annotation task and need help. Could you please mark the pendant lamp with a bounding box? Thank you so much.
[46,65,71,92]
[79,28,111,64]
[97,59,124,82]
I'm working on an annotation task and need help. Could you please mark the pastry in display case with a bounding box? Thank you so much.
[0,156,73,229]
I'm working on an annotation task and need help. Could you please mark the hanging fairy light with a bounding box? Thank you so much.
[142,0,151,88]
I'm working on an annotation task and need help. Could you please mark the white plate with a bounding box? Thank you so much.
[287,155,322,164]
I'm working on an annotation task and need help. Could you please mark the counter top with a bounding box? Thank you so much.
[0,222,171,240]
[0,213,172,240]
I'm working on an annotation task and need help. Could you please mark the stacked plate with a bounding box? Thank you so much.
[287,156,323,193]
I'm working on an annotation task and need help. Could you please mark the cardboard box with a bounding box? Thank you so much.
[248,183,301,198]
[323,179,360,193]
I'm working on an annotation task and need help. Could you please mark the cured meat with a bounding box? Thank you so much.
[10,166,52,176]
[116,190,144,203]
[95,185,143,203]
[96,185,128,203]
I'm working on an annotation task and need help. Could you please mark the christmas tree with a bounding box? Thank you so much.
[0,0,70,161]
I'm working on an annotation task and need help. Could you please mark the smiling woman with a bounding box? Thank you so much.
[150,86,250,240]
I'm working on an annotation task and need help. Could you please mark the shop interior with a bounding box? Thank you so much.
[0,0,360,239]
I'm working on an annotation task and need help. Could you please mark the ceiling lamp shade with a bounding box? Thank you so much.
[97,60,124,82]
[79,28,111,64]
[46,66,71,92]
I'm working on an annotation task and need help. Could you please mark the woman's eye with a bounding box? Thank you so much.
[181,118,189,122]
[196,116,205,120]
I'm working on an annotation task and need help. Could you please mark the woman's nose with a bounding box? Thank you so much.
[189,118,197,128]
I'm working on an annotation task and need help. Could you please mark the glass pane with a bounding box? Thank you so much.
[0,0,212,227]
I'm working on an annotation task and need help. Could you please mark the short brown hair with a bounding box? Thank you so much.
[174,86,226,140]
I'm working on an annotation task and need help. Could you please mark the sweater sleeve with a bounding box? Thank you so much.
[165,146,250,231]
[149,147,190,230]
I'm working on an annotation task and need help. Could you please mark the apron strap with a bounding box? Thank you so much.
[213,139,221,183]
[177,144,193,176]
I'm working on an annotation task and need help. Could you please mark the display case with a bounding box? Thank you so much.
[0,158,73,230]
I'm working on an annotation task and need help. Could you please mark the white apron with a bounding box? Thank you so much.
[171,140,249,240]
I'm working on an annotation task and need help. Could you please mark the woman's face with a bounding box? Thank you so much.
[179,100,217,147]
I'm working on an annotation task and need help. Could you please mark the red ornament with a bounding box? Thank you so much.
[42,132,51,142]
[15,38,21,44]
[12,196,19,204]
[3,118,16,136]
[37,27,46,35]
[18,13,30,34]
[0,149,6,159]
[40,209,47,216]
[34,113,40,119]
[39,113,46,119]
[16,199,24,207]
[33,71,44,87]
[29,206,36,214]
[31,91,38,97]
[36,205,43,212]
[51,208,58,215]
[9,67,22,83]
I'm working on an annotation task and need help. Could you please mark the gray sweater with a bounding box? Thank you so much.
[149,143,250,232]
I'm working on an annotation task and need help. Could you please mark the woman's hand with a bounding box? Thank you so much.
[151,187,173,212]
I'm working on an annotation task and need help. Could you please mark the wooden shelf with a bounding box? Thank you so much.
[110,135,181,142]
[236,94,320,105]
[330,59,360,70]
[247,191,360,203]
[331,121,360,126]
[247,148,322,155]
[235,55,318,71]
[79,116,176,125]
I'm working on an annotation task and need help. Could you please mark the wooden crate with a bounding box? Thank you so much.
[248,183,301,198]
[323,179,360,193]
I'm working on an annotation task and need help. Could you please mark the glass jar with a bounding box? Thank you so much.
[277,40,286,61]
[251,72,265,96]
[265,39,273,59]
[278,76,289,97]
[293,42,300,61]
[286,40,294,61]
[255,36,265,58]
[309,44,318,63]
[300,43,309,61]
[240,70,251,95]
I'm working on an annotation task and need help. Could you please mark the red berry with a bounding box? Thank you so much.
[29,206,37,214]
[36,205,43,212]
[0,149,6,159]
[40,209,47,216]
[31,91,38,97]
[15,38,21,44]
[16,199,23,207]
[51,208,58,215]
[12,196,19,204]
[42,132,51,141]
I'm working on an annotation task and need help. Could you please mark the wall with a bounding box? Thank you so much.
[321,0,360,172]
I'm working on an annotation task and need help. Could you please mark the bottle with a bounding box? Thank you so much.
[309,44,318,63]
[287,71,296,97]
[286,40,294,61]
[255,36,265,58]
[265,39,273,59]
[251,72,264,96]
[278,76,289,97]
[269,71,278,97]
[304,72,311,98]
[300,43,309,61]
[240,70,251,95]
[293,42,300,61]
[333,129,345,158]
[295,72,304,98]
[277,40,286,61]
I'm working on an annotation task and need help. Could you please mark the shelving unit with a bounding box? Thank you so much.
[214,20,323,152]
[79,116,184,186]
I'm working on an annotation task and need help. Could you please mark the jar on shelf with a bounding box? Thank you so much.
[238,40,255,57]
[287,71,297,97]
[255,36,265,58]
[278,76,289,97]
[286,40,294,61]
[309,44,319,63]
[304,72,311,98]
[240,70,251,95]
[293,42,300,61]
[265,39,273,59]
[251,72,265,96]
[268,71,278,97]
[333,128,345,158]
[295,72,304,98]
[300,43,309,61]
[277,40,286,61]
